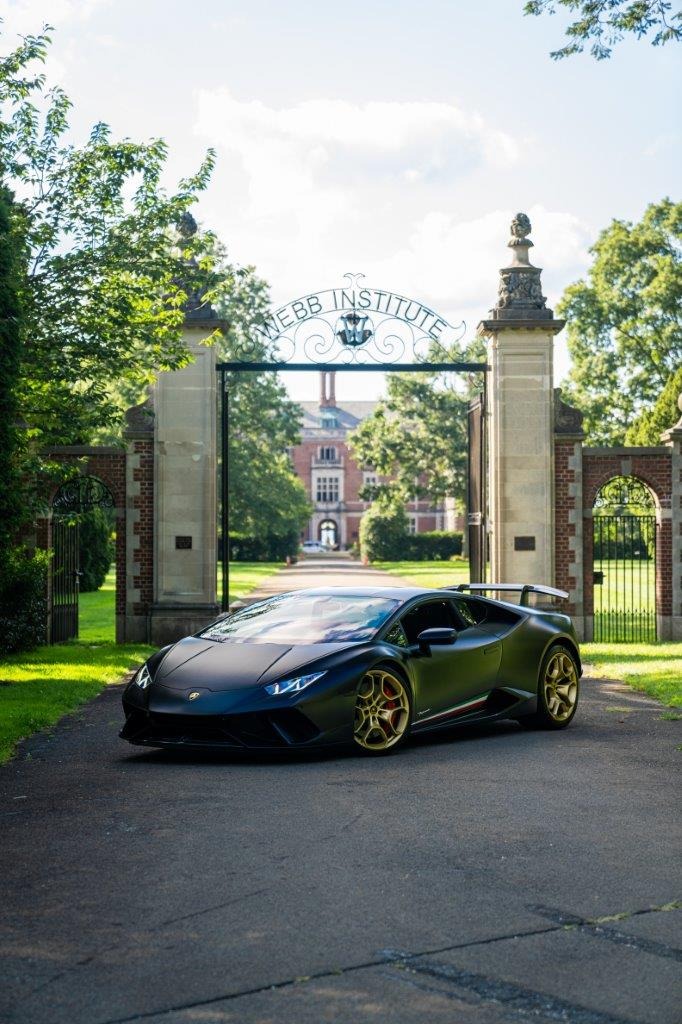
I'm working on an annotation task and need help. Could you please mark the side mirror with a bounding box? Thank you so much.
[417,627,457,653]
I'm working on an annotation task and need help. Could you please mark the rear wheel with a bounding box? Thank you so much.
[353,666,412,755]
[519,644,580,730]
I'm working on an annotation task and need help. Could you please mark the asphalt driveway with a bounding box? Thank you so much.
[0,675,680,1024]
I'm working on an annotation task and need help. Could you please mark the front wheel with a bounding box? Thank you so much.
[353,666,412,755]
[519,644,580,730]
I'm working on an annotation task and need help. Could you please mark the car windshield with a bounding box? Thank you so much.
[200,593,401,644]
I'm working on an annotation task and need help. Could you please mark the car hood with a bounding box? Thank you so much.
[154,636,357,692]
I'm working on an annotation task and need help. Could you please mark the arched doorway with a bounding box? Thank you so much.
[592,476,657,641]
[319,519,338,549]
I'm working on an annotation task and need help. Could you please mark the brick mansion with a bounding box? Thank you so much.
[290,371,446,549]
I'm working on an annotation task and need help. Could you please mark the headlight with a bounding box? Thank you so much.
[264,671,325,696]
[134,663,152,689]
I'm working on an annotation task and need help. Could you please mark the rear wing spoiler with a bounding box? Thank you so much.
[453,583,569,607]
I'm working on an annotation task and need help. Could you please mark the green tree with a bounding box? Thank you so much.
[524,1,682,59]
[215,265,311,548]
[348,342,482,511]
[0,185,23,564]
[560,199,682,445]
[626,365,682,444]
[1,25,217,465]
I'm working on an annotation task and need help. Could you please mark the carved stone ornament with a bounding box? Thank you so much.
[510,212,532,244]
[488,212,554,322]
[124,395,155,437]
[554,388,585,436]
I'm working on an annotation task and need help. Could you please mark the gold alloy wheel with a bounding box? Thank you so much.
[543,651,578,722]
[353,669,410,751]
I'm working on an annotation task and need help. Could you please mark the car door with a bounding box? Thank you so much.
[398,598,501,725]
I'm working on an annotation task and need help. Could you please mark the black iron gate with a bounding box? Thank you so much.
[467,393,486,583]
[50,475,115,643]
[593,512,657,642]
[51,517,80,642]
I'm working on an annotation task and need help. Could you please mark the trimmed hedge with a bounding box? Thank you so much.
[226,530,300,562]
[0,548,49,655]
[402,530,463,561]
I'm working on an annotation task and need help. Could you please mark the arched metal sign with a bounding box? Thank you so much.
[217,273,483,373]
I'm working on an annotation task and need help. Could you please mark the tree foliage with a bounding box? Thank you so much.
[560,199,681,444]
[0,184,23,560]
[348,342,483,511]
[0,24,217,462]
[524,1,682,59]
[215,267,311,547]
[78,508,115,592]
[625,365,682,444]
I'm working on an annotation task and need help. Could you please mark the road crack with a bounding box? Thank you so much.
[93,897,679,1024]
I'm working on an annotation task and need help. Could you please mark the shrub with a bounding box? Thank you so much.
[79,508,115,592]
[359,503,409,561]
[0,548,49,654]
[227,529,300,562]
[403,530,463,560]
[360,506,464,562]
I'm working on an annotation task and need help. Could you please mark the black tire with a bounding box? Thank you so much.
[352,663,413,756]
[519,643,580,731]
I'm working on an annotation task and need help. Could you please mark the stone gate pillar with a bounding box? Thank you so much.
[148,310,221,644]
[478,214,564,587]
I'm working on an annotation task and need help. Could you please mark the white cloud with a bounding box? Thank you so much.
[643,133,678,159]
[0,0,108,33]
[193,88,592,350]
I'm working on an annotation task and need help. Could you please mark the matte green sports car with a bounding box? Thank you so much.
[121,583,581,756]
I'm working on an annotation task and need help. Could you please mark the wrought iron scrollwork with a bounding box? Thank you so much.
[593,477,656,513]
[220,273,467,368]
[52,476,115,516]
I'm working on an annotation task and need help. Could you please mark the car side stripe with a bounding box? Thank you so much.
[418,692,490,725]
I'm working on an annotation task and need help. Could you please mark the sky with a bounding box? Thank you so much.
[1,0,680,400]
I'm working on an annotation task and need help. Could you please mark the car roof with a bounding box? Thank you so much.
[272,586,462,602]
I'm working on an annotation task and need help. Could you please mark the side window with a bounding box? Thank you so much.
[384,621,409,648]
[400,601,458,645]
[454,597,488,625]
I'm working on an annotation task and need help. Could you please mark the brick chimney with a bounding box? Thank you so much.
[319,371,337,408]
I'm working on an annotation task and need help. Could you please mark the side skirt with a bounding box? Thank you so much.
[412,687,536,733]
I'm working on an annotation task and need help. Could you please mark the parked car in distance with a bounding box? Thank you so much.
[301,541,328,554]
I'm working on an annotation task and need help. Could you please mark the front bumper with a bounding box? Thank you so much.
[120,702,332,750]
[120,671,357,751]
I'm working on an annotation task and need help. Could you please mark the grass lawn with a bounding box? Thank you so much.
[582,642,682,708]
[79,567,117,642]
[0,641,154,764]
[372,559,470,589]
[217,562,285,605]
[79,562,285,644]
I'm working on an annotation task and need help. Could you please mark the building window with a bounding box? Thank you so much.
[321,412,338,429]
[408,516,417,535]
[319,446,337,462]
[362,472,377,488]
[316,476,340,502]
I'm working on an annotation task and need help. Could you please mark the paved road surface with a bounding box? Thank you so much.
[1,664,680,1023]
[231,554,417,606]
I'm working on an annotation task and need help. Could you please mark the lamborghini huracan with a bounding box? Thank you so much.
[120,583,581,756]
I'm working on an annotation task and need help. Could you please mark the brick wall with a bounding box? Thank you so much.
[554,441,675,637]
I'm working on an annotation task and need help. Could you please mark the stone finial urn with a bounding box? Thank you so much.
[488,213,554,322]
